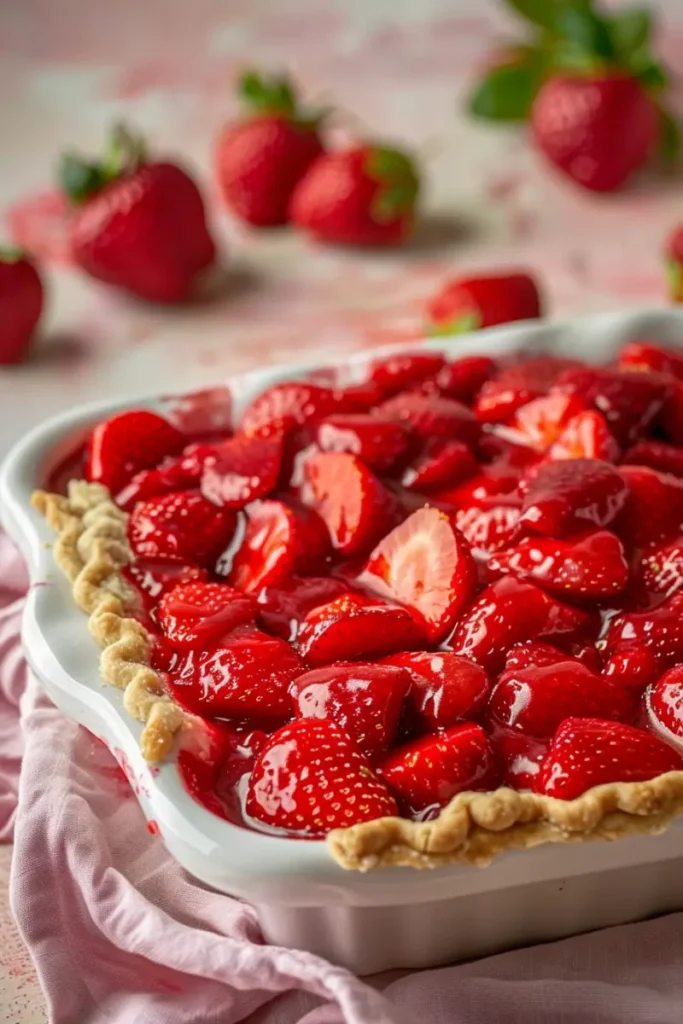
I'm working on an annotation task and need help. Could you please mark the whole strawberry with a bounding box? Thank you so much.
[61,125,216,302]
[215,70,325,227]
[426,271,542,334]
[289,144,420,246]
[0,249,44,363]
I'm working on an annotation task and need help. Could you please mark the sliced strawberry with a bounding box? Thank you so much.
[519,458,629,537]
[616,465,683,549]
[256,576,350,639]
[489,660,637,738]
[400,440,478,492]
[240,382,342,440]
[534,718,683,800]
[117,443,219,510]
[228,498,330,593]
[503,640,580,673]
[548,410,620,462]
[290,662,412,756]
[378,723,499,814]
[617,341,683,379]
[374,392,480,446]
[433,356,498,404]
[176,718,248,820]
[636,537,683,599]
[369,351,446,398]
[647,665,683,739]
[156,581,257,649]
[450,577,598,672]
[301,451,398,556]
[622,440,683,478]
[475,356,580,423]
[553,366,671,446]
[602,591,683,669]
[435,466,519,508]
[122,559,208,605]
[86,409,184,494]
[359,507,477,643]
[296,592,426,667]
[454,500,522,554]
[200,435,282,509]
[491,729,548,791]
[602,646,661,694]
[383,650,491,731]
[316,413,411,472]
[511,393,587,452]
[488,530,629,600]
[168,625,305,719]
[127,491,238,569]
[245,719,398,837]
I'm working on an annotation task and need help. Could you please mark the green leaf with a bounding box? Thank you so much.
[607,8,652,59]
[427,313,481,337]
[372,183,418,222]
[366,147,416,182]
[59,153,108,204]
[501,0,559,31]
[469,59,545,122]
[239,70,296,117]
[658,107,681,165]
[0,246,24,264]
[666,259,683,302]
[635,57,669,92]
[555,7,615,60]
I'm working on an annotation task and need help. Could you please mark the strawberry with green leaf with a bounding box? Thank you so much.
[426,271,542,334]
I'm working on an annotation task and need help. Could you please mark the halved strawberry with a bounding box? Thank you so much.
[453,499,522,554]
[359,507,477,643]
[488,530,629,600]
[176,717,249,820]
[86,409,185,494]
[156,581,257,649]
[378,723,499,814]
[168,625,304,720]
[602,646,661,694]
[622,440,683,478]
[511,393,587,452]
[503,640,581,673]
[648,665,683,739]
[400,440,478,492]
[433,356,498,404]
[548,411,620,462]
[127,491,238,568]
[122,559,208,605]
[296,592,426,666]
[162,387,233,440]
[290,662,412,756]
[316,413,410,472]
[491,729,548,791]
[117,443,219,510]
[369,351,446,398]
[617,341,683,379]
[616,465,683,549]
[383,650,491,731]
[435,466,519,507]
[240,382,342,440]
[374,392,480,446]
[489,660,637,738]
[534,718,683,800]
[636,536,683,599]
[228,498,330,593]
[256,576,350,639]
[553,366,671,446]
[519,458,629,537]
[602,591,683,669]
[200,434,282,509]
[301,451,398,555]
[475,356,580,423]
[246,718,397,836]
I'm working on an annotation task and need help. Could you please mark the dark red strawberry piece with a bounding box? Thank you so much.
[647,665,683,739]
[400,440,478,492]
[617,341,683,379]
[450,577,598,672]
[636,537,683,599]
[548,411,620,462]
[86,409,184,494]
[200,435,282,509]
[475,356,580,423]
[127,491,238,568]
[511,393,587,452]
[519,458,629,537]
[316,413,410,472]
[156,581,257,649]
[116,443,219,510]
[602,646,661,695]
[534,718,683,800]
[301,451,398,556]
[359,507,477,643]
[246,718,398,836]
[553,366,671,446]
[660,379,683,444]
[433,356,498,404]
[168,625,305,719]
[374,392,479,446]
[622,440,683,477]
[435,466,519,508]
[333,379,385,412]
[488,530,629,600]
[383,650,491,731]
[616,465,683,549]
[176,718,251,820]
[296,592,426,667]
[228,498,330,593]
[454,500,522,554]
[122,558,208,605]
[240,382,342,440]
[256,576,350,639]
[378,723,499,814]
[162,387,232,440]
[369,350,446,398]
[290,662,412,756]
[602,591,683,669]
[503,640,580,673]
[491,729,548,791]
[489,659,637,739]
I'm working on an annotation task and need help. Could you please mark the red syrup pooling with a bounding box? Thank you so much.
[45,444,87,494]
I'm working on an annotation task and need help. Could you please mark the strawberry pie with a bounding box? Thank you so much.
[33,343,683,870]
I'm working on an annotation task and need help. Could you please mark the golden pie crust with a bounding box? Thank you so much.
[33,480,683,870]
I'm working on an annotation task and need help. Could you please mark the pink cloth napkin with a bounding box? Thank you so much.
[3,532,683,1023]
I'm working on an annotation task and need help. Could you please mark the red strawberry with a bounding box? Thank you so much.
[553,366,670,446]
[489,660,636,739]
[488,530,629,600]
[602,647,661,695]
[301,451,397,556]
[534,718,683,800]
[426,271,542,333]
[383,651,491,731]
[359,507,477,643]
[0,249,44,363]
[618,341,683,379]
[200,435,282,509]
[636,537,683,599]
[510,393,587,453]
[127,491,237,569]
[621,440,683,478]
[531,74,659,192]
[436,467,519,508]
[616,465,683,549]
[296,592,426,667]
[401,440,478,492]
[122,559,208,605]
[256,576,350,639]
[176,718,253,820]
[375,392,479,446]
[316,414,410,472]
[666,226,683,302]
[156,581,257,650]
[449,577,598,672]
[603,591,683,670]
[648,665,683,739]
[116,443,219,510]
[214,71,324,227]
[86,409,184,496]
[289,144,420,247]
[168,625,304,719]
[62,125,215,302]
[161,387,233,440]
[660,379,683,444]
[245,719,397,836]
[432,355,498,404]
[519,458,629,537]
[240,382,342,440]
[548,411,620,462]
[378,723,498,814]
[290,662,412,757]
[491,730,548,791]
[503,640,580,673]
[475,356,580,423]
[228,498,330,593]
[369,351,446,398]
[454,501,522,554]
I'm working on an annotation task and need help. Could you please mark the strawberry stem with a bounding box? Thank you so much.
[59,123,147,204]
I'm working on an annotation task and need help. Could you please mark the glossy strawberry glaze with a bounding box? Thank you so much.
[57,347,683,839]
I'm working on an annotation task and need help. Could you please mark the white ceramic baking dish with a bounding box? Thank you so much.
[4,307,683,976]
